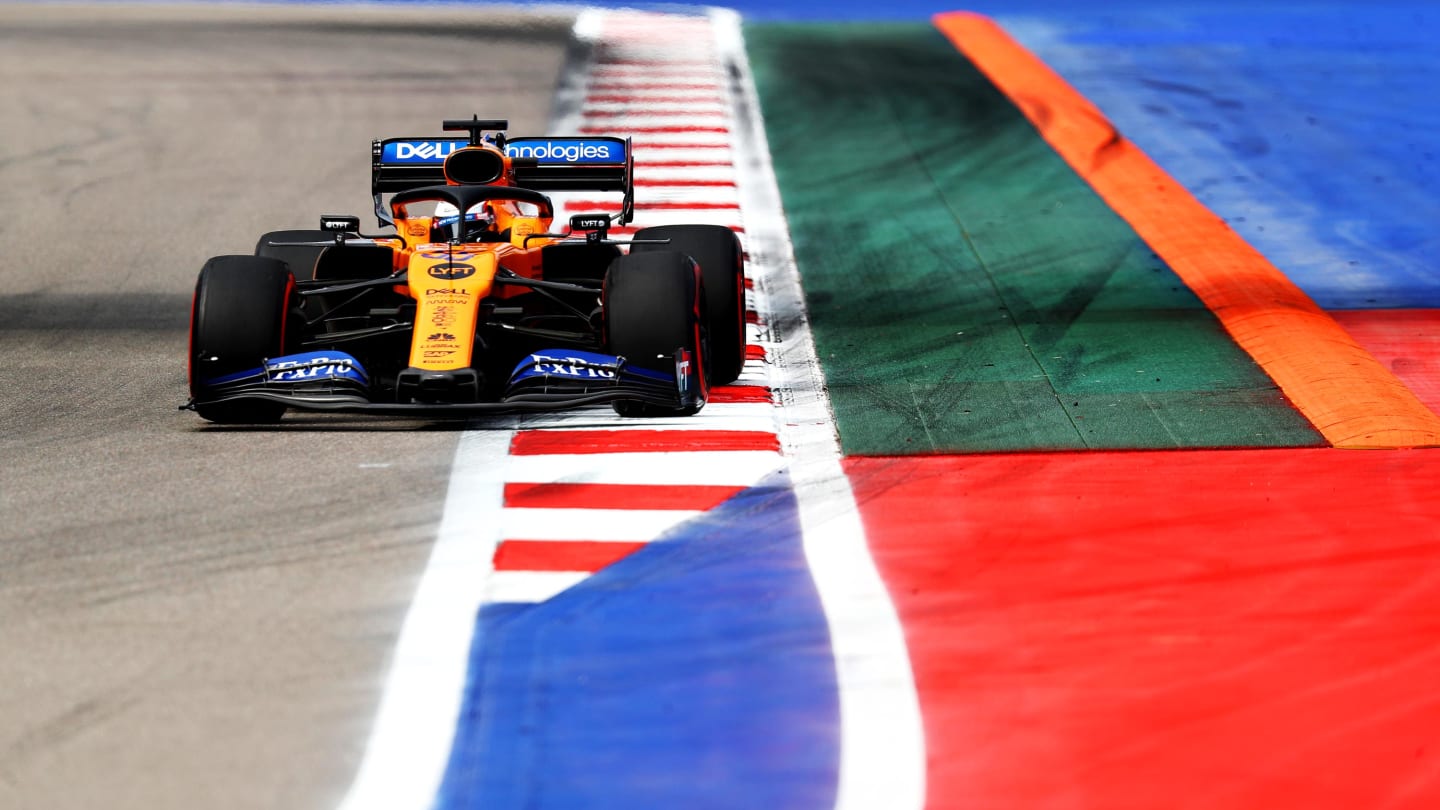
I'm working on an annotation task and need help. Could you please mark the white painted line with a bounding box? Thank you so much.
[499,507,703,540]
[336,426,514,810]
[715,8,927,810]
[486,571,591,604]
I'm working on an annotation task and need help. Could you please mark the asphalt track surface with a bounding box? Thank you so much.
[0,5,572,808]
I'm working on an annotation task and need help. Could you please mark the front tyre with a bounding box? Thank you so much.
[603,251,708,417]
[631,225,746,385]
[189,255,294,424]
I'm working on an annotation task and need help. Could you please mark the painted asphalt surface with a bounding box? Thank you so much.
[743,5,1440,808]
[849,448,1440,809]
[348,5,1440,808]
[6,1,1437,807]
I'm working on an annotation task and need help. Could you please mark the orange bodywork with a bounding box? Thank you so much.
[407,250,497,370]
[368,144,566,372]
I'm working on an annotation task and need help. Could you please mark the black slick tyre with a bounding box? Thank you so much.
[631,224,746,385]
[189,255,294,424]
[603,251,707,417]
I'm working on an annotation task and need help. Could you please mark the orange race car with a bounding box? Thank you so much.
[184,117,745,424]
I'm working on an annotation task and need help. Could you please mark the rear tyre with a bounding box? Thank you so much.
[631,225,746,385]
[603,251,707,417]
[189,255,294,424]
[255,229,328,281]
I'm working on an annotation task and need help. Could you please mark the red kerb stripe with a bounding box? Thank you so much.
[634,159,734,167]
[633,142,734,150]
[503,482,743,510]
[634,179,737,187]
[492,540,645,572]
[567,200,740,211]
[710,385,772,404]
[510,429,780,455]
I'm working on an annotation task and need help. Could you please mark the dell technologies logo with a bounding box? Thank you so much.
[387,141,463,163]
[505,139,617,164]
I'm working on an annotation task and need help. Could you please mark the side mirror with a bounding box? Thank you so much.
[320,214,360,233]
[569,214,610,242]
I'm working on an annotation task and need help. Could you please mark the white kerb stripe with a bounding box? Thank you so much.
[503,450,782,487]
[500,508,703,541]
[632,147,735,163]
[486,571,591,604]
[634,166,738,182]
[635,187,742,204]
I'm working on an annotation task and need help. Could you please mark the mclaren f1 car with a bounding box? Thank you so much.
[184,117,746,423]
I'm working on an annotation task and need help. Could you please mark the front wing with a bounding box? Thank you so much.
[185,349,704,416]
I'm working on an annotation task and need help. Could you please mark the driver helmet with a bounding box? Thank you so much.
[432,201,495,239]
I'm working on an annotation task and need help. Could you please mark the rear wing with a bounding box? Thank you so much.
[370,135,634,225]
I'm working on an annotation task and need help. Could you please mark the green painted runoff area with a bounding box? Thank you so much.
[745,23,1324,455]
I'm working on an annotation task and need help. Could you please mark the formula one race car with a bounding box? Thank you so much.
[184,117,745,423]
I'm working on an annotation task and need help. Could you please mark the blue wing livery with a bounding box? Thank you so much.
[505,138,627,166]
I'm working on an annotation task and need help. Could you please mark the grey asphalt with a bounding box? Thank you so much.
[0,5,573,808]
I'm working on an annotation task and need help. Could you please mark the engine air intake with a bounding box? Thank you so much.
[445,147,506,185]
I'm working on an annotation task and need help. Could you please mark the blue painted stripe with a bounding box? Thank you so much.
[433,475,840,810]
[1002,3,1440,309]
